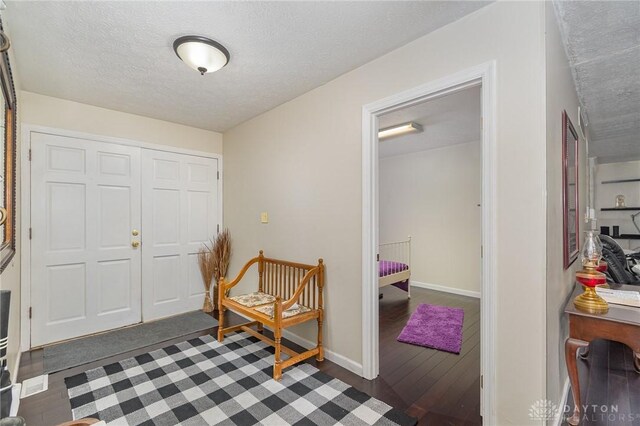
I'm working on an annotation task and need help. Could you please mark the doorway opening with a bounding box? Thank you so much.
[361,62,497,423]
[378,84,482,423]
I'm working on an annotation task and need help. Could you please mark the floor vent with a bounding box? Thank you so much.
[20,374,48,398]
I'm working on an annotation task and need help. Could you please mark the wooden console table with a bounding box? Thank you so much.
[564,283,640,425]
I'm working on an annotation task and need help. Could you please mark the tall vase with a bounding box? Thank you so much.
[202,285,214,313]
[212,283,218,311]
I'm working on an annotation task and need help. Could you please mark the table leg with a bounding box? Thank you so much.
[566,338,589,426]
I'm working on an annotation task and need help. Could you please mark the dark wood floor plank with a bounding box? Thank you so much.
[583,340,610,425]
[562,339,639,426]
[392,327,480,401]
[380,309,479,382]
[623,347,640,426]
[380,293,478,372]
[378,286,481,423]
[406,343,481,421]
[437,364,482,417]
[607,342,631,426]
[457,376,483,424]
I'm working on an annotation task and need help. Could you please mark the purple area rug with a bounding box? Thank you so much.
[397,304,464,354]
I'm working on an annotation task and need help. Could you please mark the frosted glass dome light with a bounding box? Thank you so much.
[173,36,230,75]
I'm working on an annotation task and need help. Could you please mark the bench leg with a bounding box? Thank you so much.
[217,307,225,342]
[316,316,324,362]
[274,327,283,381]
[257,322,264,333]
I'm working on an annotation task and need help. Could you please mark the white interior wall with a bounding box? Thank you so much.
[224,2,548,423]
[379,141,481,295]
[545,1,589,411]
[20,91,223,154]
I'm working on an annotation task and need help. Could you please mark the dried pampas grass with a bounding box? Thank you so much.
[197,242,215,312]
[212,229,232,301]
[197,229,232,312]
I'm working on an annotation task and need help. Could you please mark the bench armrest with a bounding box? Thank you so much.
[218,256,260,304]
[282,263,323,311]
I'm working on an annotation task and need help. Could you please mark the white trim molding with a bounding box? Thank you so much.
[11,345,21,383]
[553,378,571,426]
[20,124,224,350]
[361,61,497,424]
[410,281,481,299]
[281,330,363,376]
[22,124,223,160]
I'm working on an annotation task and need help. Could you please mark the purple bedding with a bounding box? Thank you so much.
[379,260,409,292]
[379,260,409,276]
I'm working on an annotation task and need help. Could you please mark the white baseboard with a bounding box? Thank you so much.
[11,346,21,382]
[8,348,22,416]
[280,329,363,376]
[410,280,481,299]
[227,312,363,376]
[552,377,570,426]
[9,383,21,416]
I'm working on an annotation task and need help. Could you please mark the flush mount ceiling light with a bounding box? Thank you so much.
[378,121,423,140]
[173,35,230,76]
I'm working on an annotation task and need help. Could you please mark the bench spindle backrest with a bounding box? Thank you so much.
[258,253,323,310]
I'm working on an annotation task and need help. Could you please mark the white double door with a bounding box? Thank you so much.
[30,132,219,347]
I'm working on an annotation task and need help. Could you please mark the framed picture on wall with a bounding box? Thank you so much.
[0,18,16,274]
[563,110,579,269]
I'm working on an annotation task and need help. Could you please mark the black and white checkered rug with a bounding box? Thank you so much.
[65,332,416,425]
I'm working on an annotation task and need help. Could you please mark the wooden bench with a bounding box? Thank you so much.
[217,251,325,380]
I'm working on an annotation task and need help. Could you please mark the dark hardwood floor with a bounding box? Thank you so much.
[17,287,481,425]
[561,339,640,426]
[378,285,481,426]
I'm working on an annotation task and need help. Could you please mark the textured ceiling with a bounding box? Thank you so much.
[3,1,490,133]
[378,85,481,158]
[553,1,640,163]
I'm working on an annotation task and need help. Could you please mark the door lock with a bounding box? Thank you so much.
[132,240,140,248]
[132,229,139,236]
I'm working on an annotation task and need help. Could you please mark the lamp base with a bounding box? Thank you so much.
[574,286,609,314]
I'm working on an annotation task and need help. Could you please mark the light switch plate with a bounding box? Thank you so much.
[260,212,268,223]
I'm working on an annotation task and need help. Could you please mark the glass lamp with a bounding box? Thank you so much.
[173,36,230,75]
[596,261,608,273]
[574,231,608,314]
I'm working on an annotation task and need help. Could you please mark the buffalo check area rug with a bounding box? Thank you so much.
[65,332,416,425]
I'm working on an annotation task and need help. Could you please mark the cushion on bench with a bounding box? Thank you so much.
[254,303,312,319]
[229,292,276,307]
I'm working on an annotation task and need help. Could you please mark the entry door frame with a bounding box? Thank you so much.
[20,124,223,350]
[361,61,497,423]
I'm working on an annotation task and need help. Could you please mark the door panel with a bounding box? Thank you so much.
[152,189,180,246]
[98,185,132,248]
[188,191,211,242]
[97,259,132,315]
[47,182,86,251]
[31,132,142,346]
[142,149,218,320]
[46,263,86,323]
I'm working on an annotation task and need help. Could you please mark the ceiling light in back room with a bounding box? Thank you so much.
[378,122,423,141]
[173,35,230,76]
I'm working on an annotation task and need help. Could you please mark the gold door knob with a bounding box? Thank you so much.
[132,229,139,236]
[132,240,140,248]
